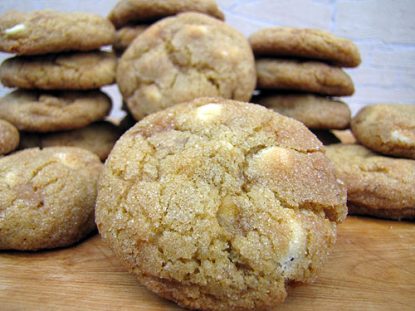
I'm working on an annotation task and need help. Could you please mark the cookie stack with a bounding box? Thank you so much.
[249,27,361,144]
[109,0,225,54]
[0,10,120,160]
[325,104,415,221]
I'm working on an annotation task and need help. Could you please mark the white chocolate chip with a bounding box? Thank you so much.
[255,146,292,166]
[390,130,414,145]
[196,103,223,121]
[280,218,306,275]
[4,23,26,36]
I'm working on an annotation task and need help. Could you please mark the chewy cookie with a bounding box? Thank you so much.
[256,59,354,96]
[0,51,117,90]
[117,13,256,120]
[113,25,148,52]
[0,147,102,250]
[96,97,347,310]
[41,122,121,161]
[326,144,415,220]
[351,104,415,159]
[0,10,115,55]
[249,27,361,68]
[255,94,351,129]
[109,0,224,28]
[0,119,19,155]
[0,90,111,132]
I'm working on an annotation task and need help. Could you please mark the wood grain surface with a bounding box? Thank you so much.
[1,216,414,311]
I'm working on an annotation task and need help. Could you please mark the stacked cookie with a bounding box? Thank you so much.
[325,104,415,221]
[109,0,225,54]
[249,27,361,144]
[0,10,120,160]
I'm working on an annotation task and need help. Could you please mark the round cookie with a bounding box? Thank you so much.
[114,25,149,52]
[351,104,415,159]
[326,144,415,220]
[0,119,19,155]
[249,27,361,68]
[0,90,111,133]
[0,51,117,90]
[256,59,354,96]
[255,94,351,129]
[0,10,115,55]
[0,147,102,250]
[96,97,347,310]
[109,0,225,28]
[117,13,256,120]
[41,122,121,161]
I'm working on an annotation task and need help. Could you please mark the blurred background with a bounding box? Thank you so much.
[0,0,414,117]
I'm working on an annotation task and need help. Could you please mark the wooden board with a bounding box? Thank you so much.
[1,216,414,311]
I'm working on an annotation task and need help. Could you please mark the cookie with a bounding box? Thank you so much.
[255,94,351,129]
[351,104,415,159]
[0,51,117,90]
[117,13,256,120]
[109,0,225,29]
[256,59,354,96]
[0,90,111,133]
[96,97,347,310]
[249,27,361,68]
[311,129,341,145]
[113,25,148,52]
[326,144,415,220]
[0,147,102,250]
[41,122,121,161]
[0,119,19,155]
[0,10,115,55]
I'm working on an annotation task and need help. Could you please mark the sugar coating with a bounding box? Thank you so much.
[96,97,347,310]
[326,143,415,220]
[117,13,256,120]
[0,147,103,250]
[352,104,415,159]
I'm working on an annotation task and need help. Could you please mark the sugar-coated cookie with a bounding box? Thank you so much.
[0,119,19,155]
[96,97,347,311]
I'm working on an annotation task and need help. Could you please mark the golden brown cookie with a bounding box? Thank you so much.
[0,119,19,155]
[255,94,351,129]
[113,25,148,52]
[351,104,415,159]
[0,147,102,250]
[256,59,354,96]
[326,144,415,220]
[249,27,361,67]
[96,97,347,310]
[0,51,117,90]
[109,0,224,28]
[41,122,121,161]
[0,10,115,55]
[0,90,111,133]
[117,13,256,120]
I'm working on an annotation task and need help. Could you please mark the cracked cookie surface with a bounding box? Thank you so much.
[96,97,347,310]
[351,104,415,159]
[0,119,19,155]
[0,51,117,90]
[249,27,361,68]
[0,10,115,55]
[326,144,415,220]
[255,94,351,129]
[117,13,256,120]
[109,0,224,28]
[0,147,102,250]
[256,59,354,96]
[0,90,111,132]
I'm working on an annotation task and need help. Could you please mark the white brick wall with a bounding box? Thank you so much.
[0,0,414,117]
